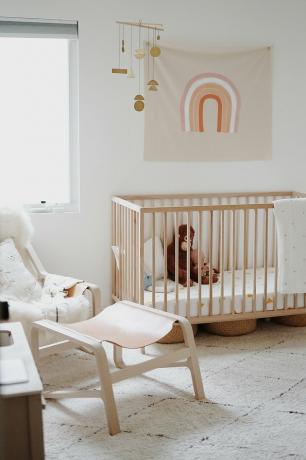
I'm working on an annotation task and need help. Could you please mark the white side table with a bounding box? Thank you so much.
[0,322,44,460]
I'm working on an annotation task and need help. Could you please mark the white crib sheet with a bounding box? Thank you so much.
[143,268,306,318]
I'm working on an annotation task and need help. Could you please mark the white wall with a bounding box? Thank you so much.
[2,0,306,304]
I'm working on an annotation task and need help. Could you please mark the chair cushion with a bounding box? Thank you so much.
[0,238,42,302]
[68,301,176,349]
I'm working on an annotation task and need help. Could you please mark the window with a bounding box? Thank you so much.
[0,18,79,212]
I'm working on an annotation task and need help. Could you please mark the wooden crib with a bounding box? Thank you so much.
[112,191,306,326]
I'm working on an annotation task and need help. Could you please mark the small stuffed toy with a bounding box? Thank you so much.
[167,224,219,287]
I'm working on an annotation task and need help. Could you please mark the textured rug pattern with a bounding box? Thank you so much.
[41,321,306,459]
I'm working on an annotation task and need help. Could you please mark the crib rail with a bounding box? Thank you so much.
[112,191,306,323]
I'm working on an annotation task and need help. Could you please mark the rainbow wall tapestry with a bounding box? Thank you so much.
[144,47,271,161]
[181,73,240,133]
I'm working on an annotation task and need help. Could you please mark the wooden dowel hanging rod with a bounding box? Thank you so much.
[116,20,164,32]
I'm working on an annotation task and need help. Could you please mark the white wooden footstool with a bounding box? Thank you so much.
[31,301,204,435]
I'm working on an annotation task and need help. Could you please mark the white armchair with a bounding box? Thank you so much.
[0,207,100,350]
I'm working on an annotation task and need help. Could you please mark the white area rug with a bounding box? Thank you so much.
[41,320,306,460]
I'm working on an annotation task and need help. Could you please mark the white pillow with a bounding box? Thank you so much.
[0,238,42,302]
[144,236,164,280]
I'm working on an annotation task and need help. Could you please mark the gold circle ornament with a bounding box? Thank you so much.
[148,85,158,91]
[134,100,145,111]
[150,46,161,57]
[134,94,144,101]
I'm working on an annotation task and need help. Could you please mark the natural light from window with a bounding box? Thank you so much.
[0,37,74,207]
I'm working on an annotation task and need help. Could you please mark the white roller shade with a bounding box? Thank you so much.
[0,17,78,38]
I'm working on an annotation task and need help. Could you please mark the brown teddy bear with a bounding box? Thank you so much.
[167,224,219,287]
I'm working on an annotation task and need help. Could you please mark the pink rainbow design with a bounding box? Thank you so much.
[180,73,240,133]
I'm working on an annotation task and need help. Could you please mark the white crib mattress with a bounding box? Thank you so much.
[143,268,306,318]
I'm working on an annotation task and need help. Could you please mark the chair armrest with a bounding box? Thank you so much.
[43,273,101,317]
[65,281,101,316]
[32,319,102,349]
[83,283,101,316]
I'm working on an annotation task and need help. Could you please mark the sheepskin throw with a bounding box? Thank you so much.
[0,206,33,248]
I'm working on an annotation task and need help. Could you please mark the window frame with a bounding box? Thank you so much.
[0,18,80,214]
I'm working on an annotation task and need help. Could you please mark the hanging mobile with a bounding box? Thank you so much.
[112,20,164,110]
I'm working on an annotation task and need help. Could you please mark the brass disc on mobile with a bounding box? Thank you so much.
[147,79,159,86]
[134,94,145,111]
[147,79,158,91]
[134,100,145,111]
[150,46,161,57]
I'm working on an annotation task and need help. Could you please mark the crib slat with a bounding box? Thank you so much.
[126,207,129,300]
[121,206,124,300]
[220,210,225,315]
[252,209,258,312]
[138,211,144,305]
[114,203,118,299]
[112,202,117,300]
[186,212,191,318]
[152,212,156,307]
[226,197,231,271]
[119,205,123,300]
[274,223,278,310]
[231,210,236,314]
[175,212,179,315]
[163,212,168,311]
[242,209,248,313]
[263,208,269,311]
[124,206,128,299]
[197,211,202,317]
[245,197,249,268]
[112,202,115,298]
[129,209,133,300]
[123,206,126,299]
[135,212,139,302]
[209,210,213,316]
[133,211,137,301]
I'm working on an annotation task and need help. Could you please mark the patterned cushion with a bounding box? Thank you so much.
[0,238,42,302]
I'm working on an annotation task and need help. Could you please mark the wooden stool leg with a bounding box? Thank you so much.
[113,345,125,368]
[94,346,121,435]
[179,320,205,400]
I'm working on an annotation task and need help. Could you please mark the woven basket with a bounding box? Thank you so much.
[273,314,306,327]
[158,323,198,344]
[204,319,257,337]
